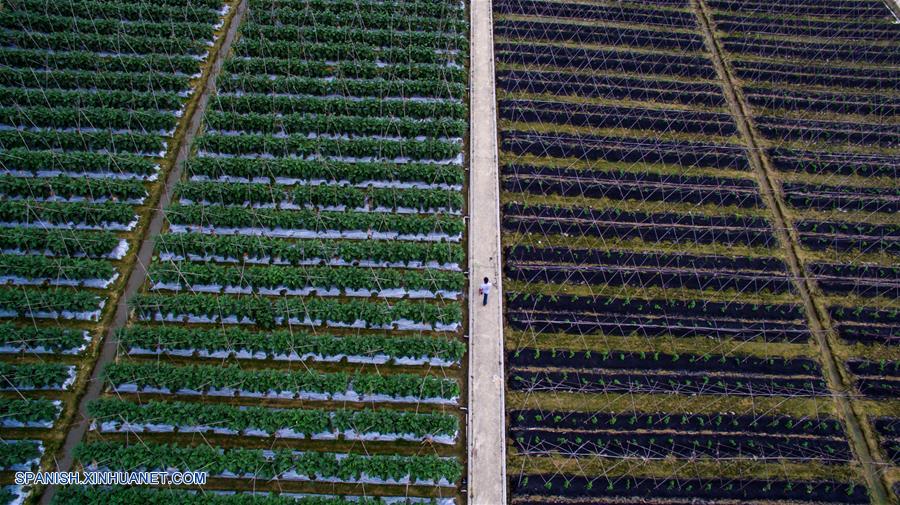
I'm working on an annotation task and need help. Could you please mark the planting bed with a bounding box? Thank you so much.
[60,0,469,502]
[0,0,232,499]
[494,0,879,501]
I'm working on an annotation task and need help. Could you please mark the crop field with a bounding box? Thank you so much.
[35,0,471,504]
[705,0,900,497]
[494,0,898,502]
[0,0,235,502]
[1,0,897,503]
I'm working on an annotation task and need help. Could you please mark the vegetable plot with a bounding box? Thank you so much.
[117,325,465,364]
[72,0,470,501]
[708,5,900,493]
[89,398,458,441]
[75,441,462,486]
[0,0,231,497]
[54,487,455,505]
[104,362,460,402]
[494,0,871,500]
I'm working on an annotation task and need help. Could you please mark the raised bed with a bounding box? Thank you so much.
[502,164,759,207]
[756,116,899,147]
[508,370,829,396]
[808,262,899,298]
[510,410,846,437]
[714,13,898,40]
[494,19,704,51]
[69,1,472,502]
[501,131,749,169]
[508,310,810,342]
[796,220,899,255]
[499,99,737,136]
[496,69,726,106]
[723,36,900,66]
[745,86,899,117]
[769,147,899,179]
[76,440,462,486]
[507,348,819,375]
[512,429,851,462]
[493,0,697,28]
[732,59,899,90]
[503,203,774,246]
[512,475,868,502]
[784,182,899,214]
[506,245,791,293]
[707,0,891,19]
[495,42,717,79]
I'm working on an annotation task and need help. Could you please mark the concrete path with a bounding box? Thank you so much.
[467,0,507,502]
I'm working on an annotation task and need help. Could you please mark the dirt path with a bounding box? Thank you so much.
[467,0,508,502]
[691,1,892,503]
[37,2,248,503]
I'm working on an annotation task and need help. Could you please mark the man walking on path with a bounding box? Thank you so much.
[479,277,492,306]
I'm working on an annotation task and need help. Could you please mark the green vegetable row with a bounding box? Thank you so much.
[0,149,157,176]
[10,0,223,23]
[0,129,163,155]
[0,322,88,352]
[88,398,458,438]
[166,204,464,237]
[0,12,215,40]
[0,287,103,318]
[218,74,465,99]
[104,362,460,400]
[117,325,465,362]
[0,201,136,227]
[249,0,465,24]
[74,440,461,484]
[0,68,189,93]
[131,292,462,328]
[0,174,147,201]
[277,9,465,32]
[205,111,465,138]
[0,228,121,258]
[155,233,463,266]
[175,181,462,211]
[226,59,465,82]
[1,30,209,56]
[149,261,464,293]
[186,156,463,185]
[53,487,429,505]
[0,255,116,282]
[0,362,72,389]
[0,49,200,76]
[0,106,177,133]
[212,93,465,120]
[0,85,184,112]
[234,40,457,64]
[253,8,466,33]
[239,24,466,50]
[0,440,41,469]
[0,398,58,424]
[195,134,459,160]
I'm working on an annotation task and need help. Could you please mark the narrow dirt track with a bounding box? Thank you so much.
[37,2,248,503]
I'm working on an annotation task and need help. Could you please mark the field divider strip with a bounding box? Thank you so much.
[467,0,507,501]
[691,1,892,503]
[36,2,249,503]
